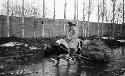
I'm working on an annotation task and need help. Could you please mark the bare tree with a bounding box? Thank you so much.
[21,0,24,38]
[63,0,67,34]
[42,0,45,36]
[7,0,10,37]
[111,0,117,37]
[76,0,78,27]
[1,0,42,37]
[1,1,41,17]
[52,0,56,37]
[123,0,124,24]
[101,0,104,37]
[96,0,107,37]
[122,0,124,36]
[74,0,76,21]
[82,1,85,37]
[87,0,94,36]
[97,0,100,36]
[24,4,41,17]
[115,2,123,36]
[33,7,39,37]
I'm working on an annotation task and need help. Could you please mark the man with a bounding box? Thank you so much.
[55,21,81,64]
[66,21,79,49]
[56,21,79,49]
[65,21,80,59]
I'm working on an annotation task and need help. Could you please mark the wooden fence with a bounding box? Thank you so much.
[0,15,124,38]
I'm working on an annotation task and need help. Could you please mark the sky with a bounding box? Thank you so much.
[0,0,123,23]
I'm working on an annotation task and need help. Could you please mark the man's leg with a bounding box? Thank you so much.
[65,49,70,65]
[56,56,60,67]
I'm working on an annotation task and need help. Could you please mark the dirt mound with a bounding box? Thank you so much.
[0,36,65,74]
[0,37,53,74]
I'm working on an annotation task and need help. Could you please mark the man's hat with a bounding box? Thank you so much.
[68,21,76,27]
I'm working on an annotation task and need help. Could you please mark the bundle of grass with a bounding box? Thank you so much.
[79,38,113,67]
[102,39,124,49]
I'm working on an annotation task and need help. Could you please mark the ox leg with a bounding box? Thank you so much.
[56,56,60,67]
[66,53,70,66]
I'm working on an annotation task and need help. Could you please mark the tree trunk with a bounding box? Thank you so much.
[42,0,45,37]
[102,0,104,37]
[121,0,124,36]
[22,0,24,38]
[98,0,100,36]
[74,0,76,21]
[76,0,78,27]
[87,0,91,37]
[82,1,85,37]
[7,0,10,37]
[112,1,116,37]
[53,0,55,37]
[33,8,36,38]
[63,0,67,35]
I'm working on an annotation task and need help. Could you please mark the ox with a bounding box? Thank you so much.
[44,38,83,66]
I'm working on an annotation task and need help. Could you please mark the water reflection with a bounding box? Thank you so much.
[65,65,70,76]
[55,60,77,76]
[10,58,116,76]
[56,66,60,76]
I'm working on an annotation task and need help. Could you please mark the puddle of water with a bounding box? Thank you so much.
[7,57,125,76]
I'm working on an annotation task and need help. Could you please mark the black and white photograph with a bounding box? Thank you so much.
[0,0,125,76]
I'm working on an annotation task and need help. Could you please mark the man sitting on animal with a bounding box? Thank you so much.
[56,21,82,64]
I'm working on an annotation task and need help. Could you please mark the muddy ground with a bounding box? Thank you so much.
[0,36,125,76]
